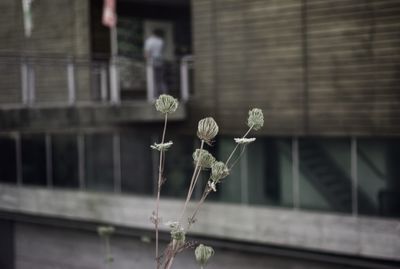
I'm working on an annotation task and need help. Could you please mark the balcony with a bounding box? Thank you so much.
[0,54,193,130]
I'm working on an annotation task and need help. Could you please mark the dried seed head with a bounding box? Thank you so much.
[170,223,186,249]
[210,161,229,182]
[155,94,179,114]
[197,117,219,144]
[247,108,264,130]
[192,149,216,169]
[171,227,185,242]
[195,244,214,267]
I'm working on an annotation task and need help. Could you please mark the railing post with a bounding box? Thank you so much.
[21,59,29,105]
[146,59,155,102]
[67,57,76,105]
[100,63,108,102]
[21,57,35,105]
[180,55,192,101]
[27,60,35,105]
[109,59,120,104]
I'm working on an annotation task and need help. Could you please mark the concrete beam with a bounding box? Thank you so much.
[0,102,186,131]
[0,184,399,261]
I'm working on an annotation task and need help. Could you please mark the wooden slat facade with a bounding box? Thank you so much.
[0,0,91,105]
[191,0,400,136]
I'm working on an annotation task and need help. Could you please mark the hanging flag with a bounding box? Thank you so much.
[102,0,117,28]
[22,0,34,37]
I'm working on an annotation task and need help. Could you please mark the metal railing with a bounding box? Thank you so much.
[0,54,194,107]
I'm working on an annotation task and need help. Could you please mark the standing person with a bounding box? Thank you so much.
[144,28,167,97]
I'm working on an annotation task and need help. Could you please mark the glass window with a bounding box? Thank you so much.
[211,137,242,203]
[0,135,17,184]
[85,133,114,191]
[299,138,351,213]
[51,134,79,189]
[357,138,400,218]
[248,138,293,207]
[120,131,153,195]
[162,135,195,199]
[21,134,46,186]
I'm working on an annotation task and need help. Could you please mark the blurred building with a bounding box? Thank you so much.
[0,0,399,268]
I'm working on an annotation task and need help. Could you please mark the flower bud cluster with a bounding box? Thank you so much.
[247,108,264,130]
[234,137,256,145]
[210,161,229,183]
[97,226,115,237]
[195,244,214,267]
[192,149,216,169]
[155,94,179,114]
[167,221,186,250]
[150,141,173,151]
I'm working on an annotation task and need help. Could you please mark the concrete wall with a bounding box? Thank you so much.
[191,0,400,136]
[1,184,399,262]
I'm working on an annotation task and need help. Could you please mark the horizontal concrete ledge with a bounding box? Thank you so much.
[0,102,186,131]
[0,184,399,261]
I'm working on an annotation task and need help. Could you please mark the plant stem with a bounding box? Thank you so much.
[155,114,168,269]
[164,256,175,269]
[187,126,254,231]
[187,167,202,203]
[179,140,205,222]
[229,145,247,169]
[225,125,253,166]
[187,187,210,231]
[105,236,111,269]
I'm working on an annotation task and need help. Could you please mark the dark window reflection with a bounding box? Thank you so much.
[21,134,46,186]
[120,132,153,195]
[52,134,79,189]
[85,133,114,191]
[299,138,351,214]
[248,138,293,207]
[211,137,241,203]
[162,135,194,198]
[0,135,17,184]
[358,138,400,218]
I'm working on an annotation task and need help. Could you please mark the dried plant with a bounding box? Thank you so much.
[97,225,115,269]
[151,94,263,269]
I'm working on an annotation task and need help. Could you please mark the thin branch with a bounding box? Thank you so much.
[225,125,253,165]
[229,145,247,170]
[187,186,211,231]
[178,140,205,222]
[187,167,202,203]
[155,113,168,269]
[104,236,112,269]
[164,256,175,269]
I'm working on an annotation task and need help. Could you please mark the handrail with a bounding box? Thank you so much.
[0,53,194,106]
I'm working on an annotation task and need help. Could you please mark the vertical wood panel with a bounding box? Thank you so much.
[192,0,400,136]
